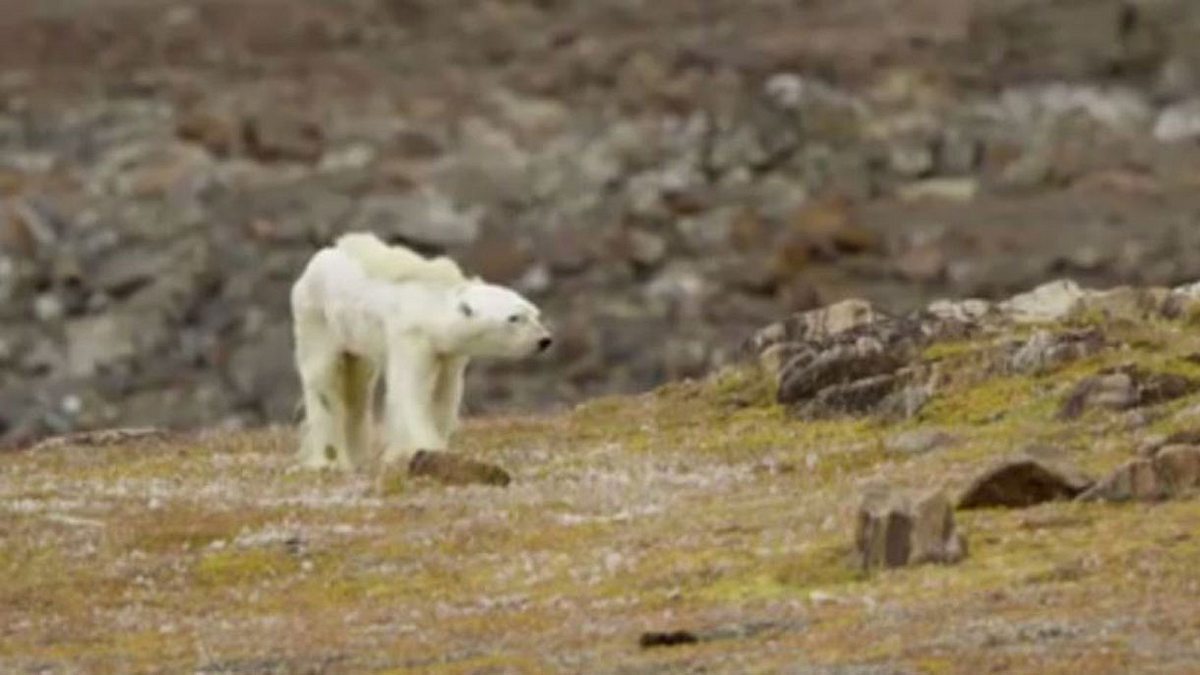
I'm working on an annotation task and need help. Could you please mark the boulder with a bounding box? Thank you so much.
[1059,366,1198,420]
[958,456,1093,509]
[1079,444,1200,502]
[856,488,967,571]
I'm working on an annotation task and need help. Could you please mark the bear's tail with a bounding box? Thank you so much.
[335,232,466,285]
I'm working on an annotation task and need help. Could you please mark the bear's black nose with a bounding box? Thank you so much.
[538,337,553,352]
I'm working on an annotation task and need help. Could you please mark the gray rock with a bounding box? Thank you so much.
[1059,366,1197,420]
[65,314,137,377]
[350,190,481,248]
[856,487,966,571]
[895,178,979,203]
[227,324,297,421]
[1000,279,1086,323]
[242,110,324,163]
[1008,329,1106,375]
[888,138,935,179]
[33,293,64,322]
[430,117,532,207]
[1154,99,1200,142]
[958,456,1093,509]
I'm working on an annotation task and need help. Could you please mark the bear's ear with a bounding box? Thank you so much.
[458,301,474,318]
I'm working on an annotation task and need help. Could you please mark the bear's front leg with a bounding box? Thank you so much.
[381,336,447,466]
[432,355,468,440]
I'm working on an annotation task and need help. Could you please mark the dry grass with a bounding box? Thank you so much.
[5,319,1200,673]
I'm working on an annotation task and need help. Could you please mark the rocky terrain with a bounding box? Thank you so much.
[9,0,1200,444]
[6,277,1200,672]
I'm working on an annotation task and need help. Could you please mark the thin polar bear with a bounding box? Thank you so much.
[290,232,552,470]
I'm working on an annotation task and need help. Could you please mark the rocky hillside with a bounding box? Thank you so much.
[10,0,1200,445]
[6,278,1200,672]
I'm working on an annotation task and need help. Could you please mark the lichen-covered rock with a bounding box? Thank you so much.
[856,488,966,571]
[752,300,975,419]
[1079,444,1200,502]
[1059,366,1198,420]
[958,456,1093,509]
[1007,328,1106,375]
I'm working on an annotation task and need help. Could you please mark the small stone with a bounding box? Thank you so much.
[856,487,966,571]
[895,177,979,203]
[888,139,934,178]
[1153,99,1200,143]
[958,456,1093,509]
[33,293,64,322]
[318,143,376,173]
[242,111,324,163]
[176,109,238,156]
[626,229,667,268]
[408,450,512,487]
[639,630,699,649]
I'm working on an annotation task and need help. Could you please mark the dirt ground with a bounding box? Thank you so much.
[6,304,1200,672]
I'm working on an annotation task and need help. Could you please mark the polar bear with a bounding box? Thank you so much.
[290,232,552,470]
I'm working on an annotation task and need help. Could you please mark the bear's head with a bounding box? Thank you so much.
[448,282,552,359]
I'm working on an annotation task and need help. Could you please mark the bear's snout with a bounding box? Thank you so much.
[537,336,553,353]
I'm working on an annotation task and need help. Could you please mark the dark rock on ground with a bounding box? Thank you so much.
[958,456,1093,510]
[755,299,977,419]
[407,450,512,488]
[638,630,699,649]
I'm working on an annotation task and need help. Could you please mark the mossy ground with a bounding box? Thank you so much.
[4,318,1200,673]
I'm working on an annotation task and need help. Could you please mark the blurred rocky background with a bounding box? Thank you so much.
[6,0,1200,445]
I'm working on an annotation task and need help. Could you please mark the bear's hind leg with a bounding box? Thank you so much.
[341,352,379,468]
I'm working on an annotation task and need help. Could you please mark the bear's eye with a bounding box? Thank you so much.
[507,314,523,324]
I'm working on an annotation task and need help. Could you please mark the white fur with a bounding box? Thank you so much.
[290,232,551,470]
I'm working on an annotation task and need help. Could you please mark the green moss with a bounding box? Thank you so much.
[194,548,299,586]
[775,542,868,590]
[922,339,989,362]
[920,373,1058,426]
